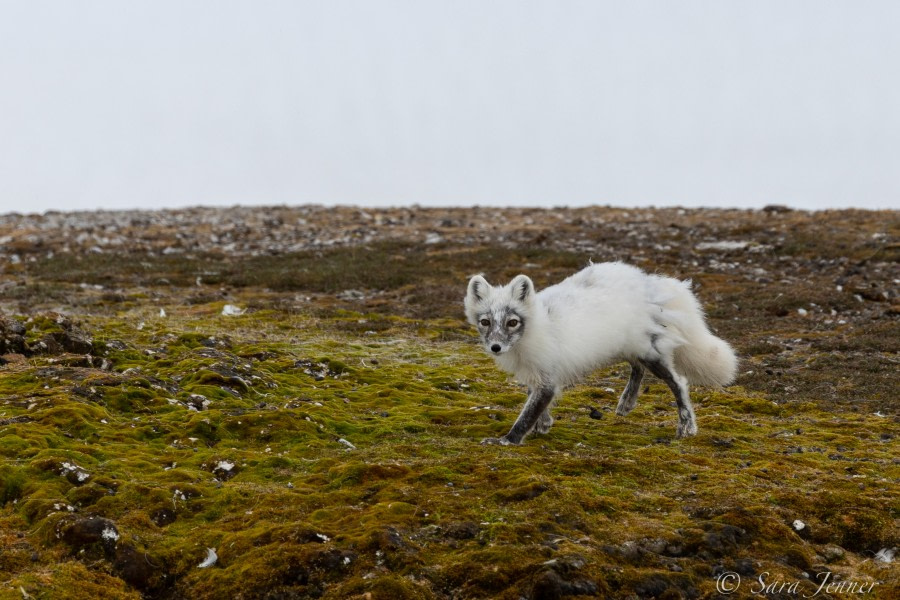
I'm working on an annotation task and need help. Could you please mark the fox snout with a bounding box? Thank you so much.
[487,341,511,355]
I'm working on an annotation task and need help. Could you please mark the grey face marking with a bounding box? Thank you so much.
[476,310,526,354]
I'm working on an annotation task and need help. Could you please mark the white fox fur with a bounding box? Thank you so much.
[464,262,737,445]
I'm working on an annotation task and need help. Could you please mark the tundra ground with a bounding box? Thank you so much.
[0,206,897,599]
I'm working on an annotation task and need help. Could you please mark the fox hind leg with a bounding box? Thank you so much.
[615,362,645,416]
[640,358,697,438]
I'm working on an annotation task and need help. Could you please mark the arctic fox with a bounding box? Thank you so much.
[464,262,737,445]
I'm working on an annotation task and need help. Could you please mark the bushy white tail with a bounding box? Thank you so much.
[652,276,738,387]
[674,332,737,387]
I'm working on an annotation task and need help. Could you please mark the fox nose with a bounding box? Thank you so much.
[490,344,502,354]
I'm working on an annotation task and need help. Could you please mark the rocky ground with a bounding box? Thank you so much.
[0,205,897,599]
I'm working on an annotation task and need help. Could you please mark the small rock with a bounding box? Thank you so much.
[311,548,356,573]
[616,540,641,561]
[0,316,27,354]
[641,538,668,555]
[336,289,365,301]
[444,521,479,540]
[101,526,119,543]
[185,394,210,411]
[151,508,176,527]
[59,516,119,553]
[211,460,239,481]
[792,519,811,539]
[221,304,244,316]
[696,240,750,252]
[532,569,598,600]
[821,545,844,563]
[59,461,91,485]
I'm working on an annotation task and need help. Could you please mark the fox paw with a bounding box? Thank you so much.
[480,436,517,446]
[534,415,553,434]
[615,396,637,416]
[676,421,699,438]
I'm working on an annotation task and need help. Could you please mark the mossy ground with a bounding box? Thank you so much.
[0,207,897,599]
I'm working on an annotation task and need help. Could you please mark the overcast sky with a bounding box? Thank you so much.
[1,1,898,213]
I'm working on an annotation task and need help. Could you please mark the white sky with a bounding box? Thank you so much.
[1,1,898,213]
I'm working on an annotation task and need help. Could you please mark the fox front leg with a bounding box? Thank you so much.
[533,386,557,434]
[533,409,553,435]
[481,385,558,445]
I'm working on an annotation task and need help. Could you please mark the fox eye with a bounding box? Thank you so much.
[479,319,490,327]
[506,319,519,328]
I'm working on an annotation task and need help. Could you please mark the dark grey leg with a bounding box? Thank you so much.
[615,362,645,416]
[640,359,698,438]
[482,385,557,445]
[534,409,554,434]
[533,386,555,434]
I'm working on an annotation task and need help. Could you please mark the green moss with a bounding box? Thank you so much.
[3,209,898,598]
[0,465,27,505]
[0,434,36,459]
[339,575,433,600]
[9,560,143,600]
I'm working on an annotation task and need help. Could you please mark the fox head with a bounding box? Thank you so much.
[464,274,534,356]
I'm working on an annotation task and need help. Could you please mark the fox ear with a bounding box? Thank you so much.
[466,275,490,303]
[509,275,534,302]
